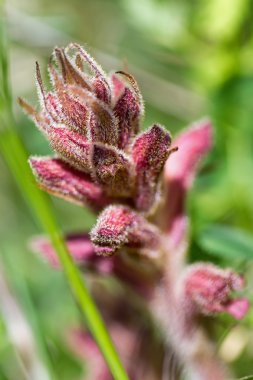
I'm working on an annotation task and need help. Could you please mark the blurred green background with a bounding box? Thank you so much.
[1,0,253,378]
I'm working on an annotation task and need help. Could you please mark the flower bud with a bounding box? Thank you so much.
[183,264,249,320]
[90,205,160,255]
[132,124,172,212]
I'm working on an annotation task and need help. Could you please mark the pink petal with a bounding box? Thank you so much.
[29,157,109,209]
[164,119,213,237]
[132,124,172,212]
[164,119,213,188]
[88,101,118,146]
[92,75,111,104]
[110,73,125,100]
[113,71,144,149]
[47,64,90,134]
[57,93,88,133]
[51,47,114,137]
[91,143,135,197]
[46,126,91,173]
[114,87,141,149]
[45,92,64,124]
[64,84,118,146]
[90,205,160,255]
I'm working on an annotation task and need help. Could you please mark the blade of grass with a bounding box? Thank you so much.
[0,6,129,380]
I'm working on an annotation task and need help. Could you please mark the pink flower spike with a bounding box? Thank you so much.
[29,157,110,209]
[132,124,172,212]
[183,263,249,319]
[90,205,160,255]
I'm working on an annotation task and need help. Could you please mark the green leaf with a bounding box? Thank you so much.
[197,224,253,260]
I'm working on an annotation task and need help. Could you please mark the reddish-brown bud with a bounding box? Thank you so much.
[90,205,160,256]
[132,124,172,212]
[91,144,135,197]
[53,47,91,89]
[113,72,144,149]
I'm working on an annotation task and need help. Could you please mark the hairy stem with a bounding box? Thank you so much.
[152,234,228,380]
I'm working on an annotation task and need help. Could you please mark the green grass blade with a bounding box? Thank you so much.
[0,6,129,380]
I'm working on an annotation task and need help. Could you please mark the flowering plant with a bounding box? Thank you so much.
[20,44,249,380]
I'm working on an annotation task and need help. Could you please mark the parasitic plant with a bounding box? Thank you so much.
[20,44,249,380]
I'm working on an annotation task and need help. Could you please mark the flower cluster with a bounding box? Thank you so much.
[20,44,173,216]
[21,44,250,380]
